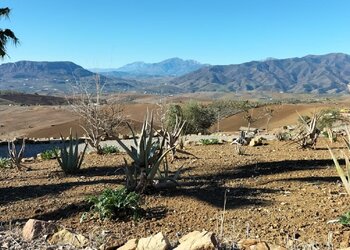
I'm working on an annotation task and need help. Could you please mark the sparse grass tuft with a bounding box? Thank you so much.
[101,145,119,155]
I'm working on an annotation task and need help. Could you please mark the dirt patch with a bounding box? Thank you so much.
[1,139,350,248]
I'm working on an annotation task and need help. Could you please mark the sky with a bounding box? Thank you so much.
[1,0,350,69]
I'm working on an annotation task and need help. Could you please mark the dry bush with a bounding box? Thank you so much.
[69,77,125,154]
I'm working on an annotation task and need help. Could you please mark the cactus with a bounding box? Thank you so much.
[55,130,87,174]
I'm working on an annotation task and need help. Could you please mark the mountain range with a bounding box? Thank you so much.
[90,57,207,77]
[171,53,350,94]
[1,53,350,95]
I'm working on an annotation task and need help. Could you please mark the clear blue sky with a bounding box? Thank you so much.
[1,0,350,68]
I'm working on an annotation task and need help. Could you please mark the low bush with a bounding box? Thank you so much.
[87,187,142,220]
[41,148,59,160]
[101,145,119,154]
[0,157,11,168]
[200,138,220,145]
[339,211,350,226]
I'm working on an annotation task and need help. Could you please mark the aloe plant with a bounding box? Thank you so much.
[116,112,176,193]
[55,130,87,174]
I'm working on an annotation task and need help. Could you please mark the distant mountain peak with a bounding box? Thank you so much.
[115,57,207,76]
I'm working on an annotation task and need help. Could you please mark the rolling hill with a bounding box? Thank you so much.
[0,61,147,95]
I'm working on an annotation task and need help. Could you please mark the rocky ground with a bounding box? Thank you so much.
[1,138,350,249]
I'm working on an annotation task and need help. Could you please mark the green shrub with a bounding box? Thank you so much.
[166,101,216,135]
[0,157,11,168]
[41,148,59,160]
[55,131,87,174]
[339,211,350,226]
[87,187,142,220]
[101,145,119,154]
[200,138,220,145]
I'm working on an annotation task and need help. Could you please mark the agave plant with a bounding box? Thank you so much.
[116,112,179,193]
[55,130,87,174]
[8,138,25,169]
[343,126,350,151]
[158,115,196,162]
[328,147,350,195]
[294,112,320,149]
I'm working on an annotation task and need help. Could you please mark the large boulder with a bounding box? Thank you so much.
[174,230,218,250]
[22,219,58,241]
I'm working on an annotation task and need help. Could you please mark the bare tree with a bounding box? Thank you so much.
[69,76,125,154]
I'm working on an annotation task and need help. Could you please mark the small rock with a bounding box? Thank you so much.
[22,219,58,241]
[255,242,270,250]
[136,232,170,250]
[117,239,138,250]
[269,245,288,250]
[249,137,265,147]
[47,229,88,248]
[21,157,35,163]
[174,230,218,250]
[238,239,259,249]
[341,231,350,248]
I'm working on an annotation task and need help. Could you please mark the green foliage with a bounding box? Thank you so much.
[318,108,341,130]
[0,157,11,168]
[0,7,19,58]
[199,138,220,145]
[182,101,216,134]
[87,187,142,220]
[165,104,183,131]
[166,101,216,135]
[41,148,59,160]
[101,145,119,154]
[55,131,87,174]
[116,113,174,193]
[339,211,350,226]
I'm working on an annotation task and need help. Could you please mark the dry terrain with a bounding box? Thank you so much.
[1,139,350,248]
[0,99,349,140]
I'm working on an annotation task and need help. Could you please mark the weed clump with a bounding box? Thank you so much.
[87,187,142,220]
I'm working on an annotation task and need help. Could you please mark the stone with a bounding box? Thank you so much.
[47,229,88,248]
[22,219,58,241]
[341,231,350,248]
[255,242,270,250]
[117,239,138,250]
[21,157,35,163]
[174,230,218,250]
[136,232,170,250]
[238,239,259,249]
[249,137,265,147]
[269,245,288,250]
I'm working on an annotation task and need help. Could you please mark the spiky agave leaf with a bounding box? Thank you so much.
[328,146,350,195]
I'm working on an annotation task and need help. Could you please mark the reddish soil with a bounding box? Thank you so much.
[1,139,350,248]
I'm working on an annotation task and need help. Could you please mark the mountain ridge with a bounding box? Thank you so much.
[171,53,350,94]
